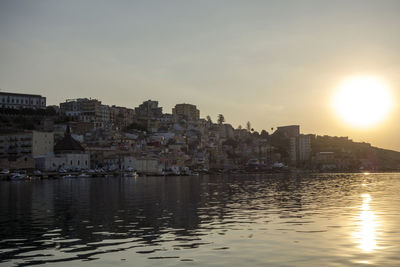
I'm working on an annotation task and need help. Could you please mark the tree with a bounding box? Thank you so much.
[260,129,269,138]
[218,114,225,125]
[238,125,242,130]
[246,121,251,131]
[206,115,212,124]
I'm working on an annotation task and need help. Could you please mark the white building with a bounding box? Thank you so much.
[136,158,163,175]
[36,126,90,171]
[0,92,46,109]
[36,153,90,171]
[121,156,136,170]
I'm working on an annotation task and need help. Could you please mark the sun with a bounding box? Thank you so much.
[332,76,393,128]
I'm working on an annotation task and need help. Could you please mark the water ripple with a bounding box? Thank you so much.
[1,173,400,266]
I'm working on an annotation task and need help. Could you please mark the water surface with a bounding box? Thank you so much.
[1,173,400,266]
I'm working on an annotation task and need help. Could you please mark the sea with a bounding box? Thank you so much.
[1,173,400,266]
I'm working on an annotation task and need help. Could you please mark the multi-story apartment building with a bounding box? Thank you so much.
[60,98,107,128]
[273,125,313,166]
[135,100,163,118]
[110,105,135,129]
[274,125,300,138]
[0,92,46,109]
[0,131,54,159]
[172,103,200,121]
[101,104,111,128]
[297,134,314,163]
[289,137,297,164]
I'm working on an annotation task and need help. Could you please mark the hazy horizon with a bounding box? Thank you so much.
[1,0,400,150]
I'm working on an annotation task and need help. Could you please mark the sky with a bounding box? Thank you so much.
[1,0,400,150]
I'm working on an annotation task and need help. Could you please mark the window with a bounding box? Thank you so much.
[70,160,72,165]
[78,160,80,165]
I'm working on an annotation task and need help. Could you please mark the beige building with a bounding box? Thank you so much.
[110,105,135,129]
[60,98,106,128]
[172,103,200,121]
[0,131,54,159]
[0,155,35,170]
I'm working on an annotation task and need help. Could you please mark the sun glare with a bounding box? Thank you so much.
[333,76,393,128]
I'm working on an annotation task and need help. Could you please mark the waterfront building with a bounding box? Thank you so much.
[313,151,336,170]
[0,92,46,109]
[272,125,307,165]
[121,156,136,170]
[297,134,313,163]
[172,103,200,121]
[136,157,163,175]
[0,155,35,170]
[36,126,89,171]
[0,131,54,159]
[85,147,115,169]
[289,137,297,164]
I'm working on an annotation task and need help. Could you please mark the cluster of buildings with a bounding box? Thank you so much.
[0,91,396,174]
[60,98,135,130]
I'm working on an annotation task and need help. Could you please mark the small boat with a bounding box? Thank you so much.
[124,171,138,178]
[10,173,26,181]
[62,174,76,179]
[78,173,90,178]
[0,169,10,175]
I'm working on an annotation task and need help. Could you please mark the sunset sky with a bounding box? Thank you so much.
[1,0,399,150]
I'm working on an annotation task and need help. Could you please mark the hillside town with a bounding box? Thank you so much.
[1,91,400,178]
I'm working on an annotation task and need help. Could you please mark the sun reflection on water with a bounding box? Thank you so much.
[354,194,378,252]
